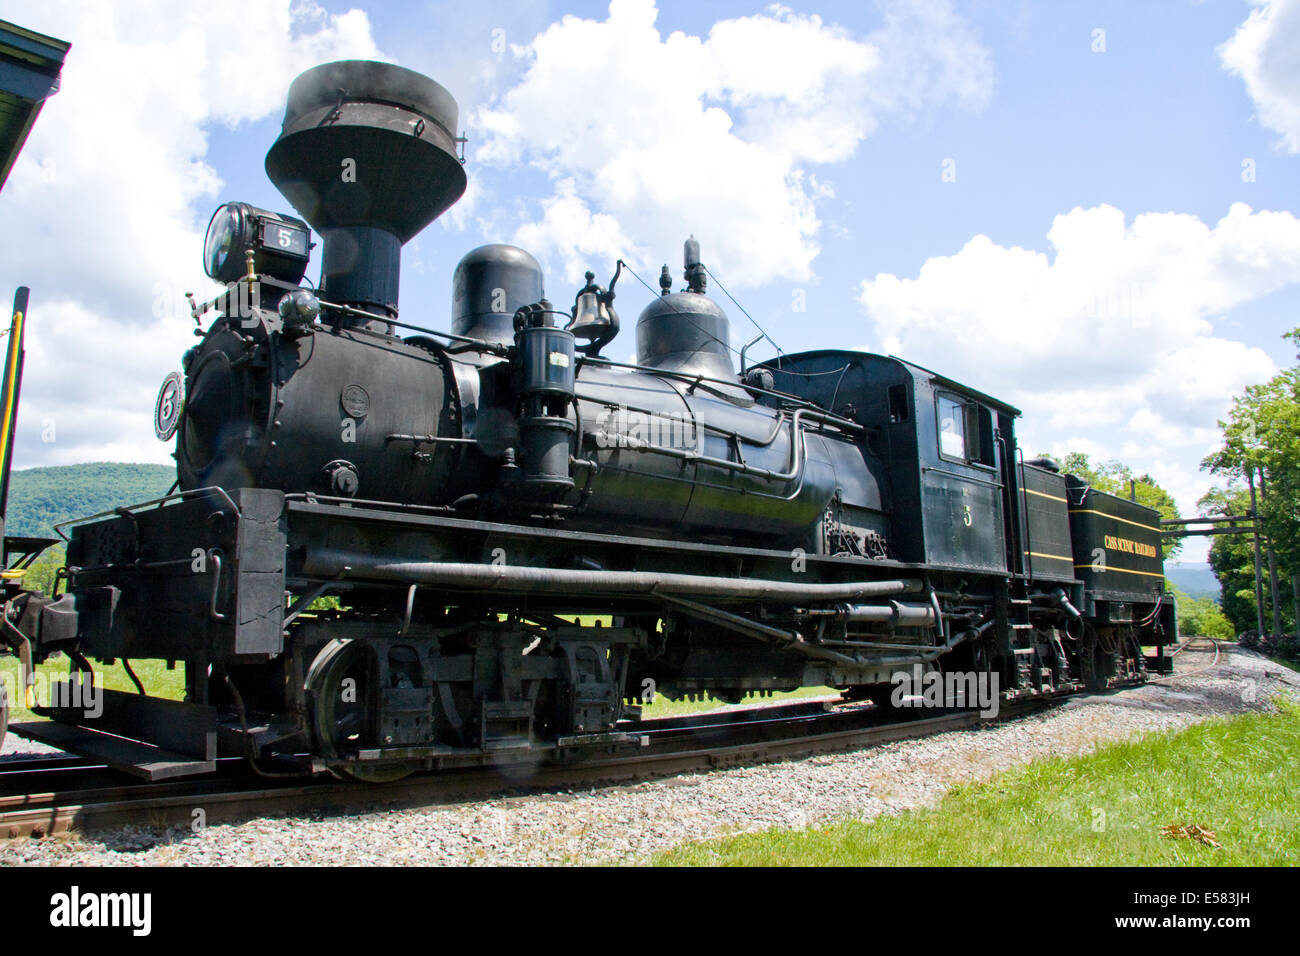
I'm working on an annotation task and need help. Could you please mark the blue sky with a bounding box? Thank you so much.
[2,0,1298,564]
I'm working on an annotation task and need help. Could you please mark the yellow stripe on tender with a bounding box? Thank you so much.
[0,309,22,476]
[1068,508,1160,534]
[1023,487,1067,503]
[1073,564,1165,578]
[1024,551,1072,562]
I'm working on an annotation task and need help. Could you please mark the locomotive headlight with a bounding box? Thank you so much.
[203,201,312,286]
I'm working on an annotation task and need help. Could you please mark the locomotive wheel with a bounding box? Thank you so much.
[1081,624,1118,692]
[305,639,413,783]
[339,761,414,784]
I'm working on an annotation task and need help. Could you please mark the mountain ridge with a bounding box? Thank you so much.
[4,462,176,538]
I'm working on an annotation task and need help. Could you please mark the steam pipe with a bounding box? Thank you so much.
[837,602,936,624]
[850,626,978,669]
[656,593,861,667]
[299,549,923,602]
[576,355,864,433]
[798,602,936,625]
[1051,587,1081,619]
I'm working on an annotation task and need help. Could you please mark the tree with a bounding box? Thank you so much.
[16,542,65,596]
[1195,486,1257,635]
[1171,585,1235,640]
[1201,325,1299,642]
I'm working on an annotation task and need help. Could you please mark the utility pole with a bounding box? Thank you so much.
[1259,472,1283,638]
[1265,540,1283,638]
[1247,466,1267,637]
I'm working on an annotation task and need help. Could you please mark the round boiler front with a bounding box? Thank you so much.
[178,320,467,505]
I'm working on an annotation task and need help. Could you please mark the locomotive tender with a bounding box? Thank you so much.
[2,61,1176,780]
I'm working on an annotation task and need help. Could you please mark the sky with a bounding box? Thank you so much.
[1,0,1298,565]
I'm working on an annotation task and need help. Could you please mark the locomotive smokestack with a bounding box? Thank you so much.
[265,60,466,323]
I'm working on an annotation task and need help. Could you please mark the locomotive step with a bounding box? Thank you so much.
[9,721,216,781]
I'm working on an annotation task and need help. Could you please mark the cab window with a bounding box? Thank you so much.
[937,392,996,468]
[937,395,966,460]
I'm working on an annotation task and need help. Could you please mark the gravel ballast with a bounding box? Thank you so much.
[1,643,1295,866]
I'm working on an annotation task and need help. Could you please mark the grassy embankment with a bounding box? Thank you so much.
[656,698,1300,866]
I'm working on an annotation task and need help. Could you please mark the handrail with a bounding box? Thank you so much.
[53,486,241,540]
[590,406,824,485]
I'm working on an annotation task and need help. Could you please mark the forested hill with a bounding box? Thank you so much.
[4,463,176,538]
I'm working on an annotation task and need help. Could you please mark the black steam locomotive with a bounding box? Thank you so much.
[2,61,1175,780]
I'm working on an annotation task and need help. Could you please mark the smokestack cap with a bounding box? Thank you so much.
[265,60,466,242]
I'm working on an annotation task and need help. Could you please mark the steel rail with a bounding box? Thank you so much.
[7,636,1220,843]
[0,696,1053,840]
[1148,636,1220,684]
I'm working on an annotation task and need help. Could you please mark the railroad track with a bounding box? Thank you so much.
[3,640,1228,842]
[1149,635,1221,684]
[0,695,1054,840]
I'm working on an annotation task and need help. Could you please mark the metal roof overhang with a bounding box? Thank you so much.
[0,19,69,193]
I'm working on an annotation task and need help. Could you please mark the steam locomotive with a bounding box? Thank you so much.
[1,60,1176,781]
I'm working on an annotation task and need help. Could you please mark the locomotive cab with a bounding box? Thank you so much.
[761,350,1012,571]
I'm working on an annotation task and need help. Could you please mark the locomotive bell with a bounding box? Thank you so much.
[565,262,621,356]
[570,285,604,338]
[265,60,467,321]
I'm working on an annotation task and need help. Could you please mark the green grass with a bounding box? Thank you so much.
[0,656,185,723]
[655,699,1300,866]
[635,686,837,718]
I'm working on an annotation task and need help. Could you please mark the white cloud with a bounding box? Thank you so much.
[858,203,1296,515]
[0,1,383,467]
[1220,0,1300,154]
[864,0,995,116]
[513,179,638,277]
[17,300,197,466]
[473,0,994,286]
